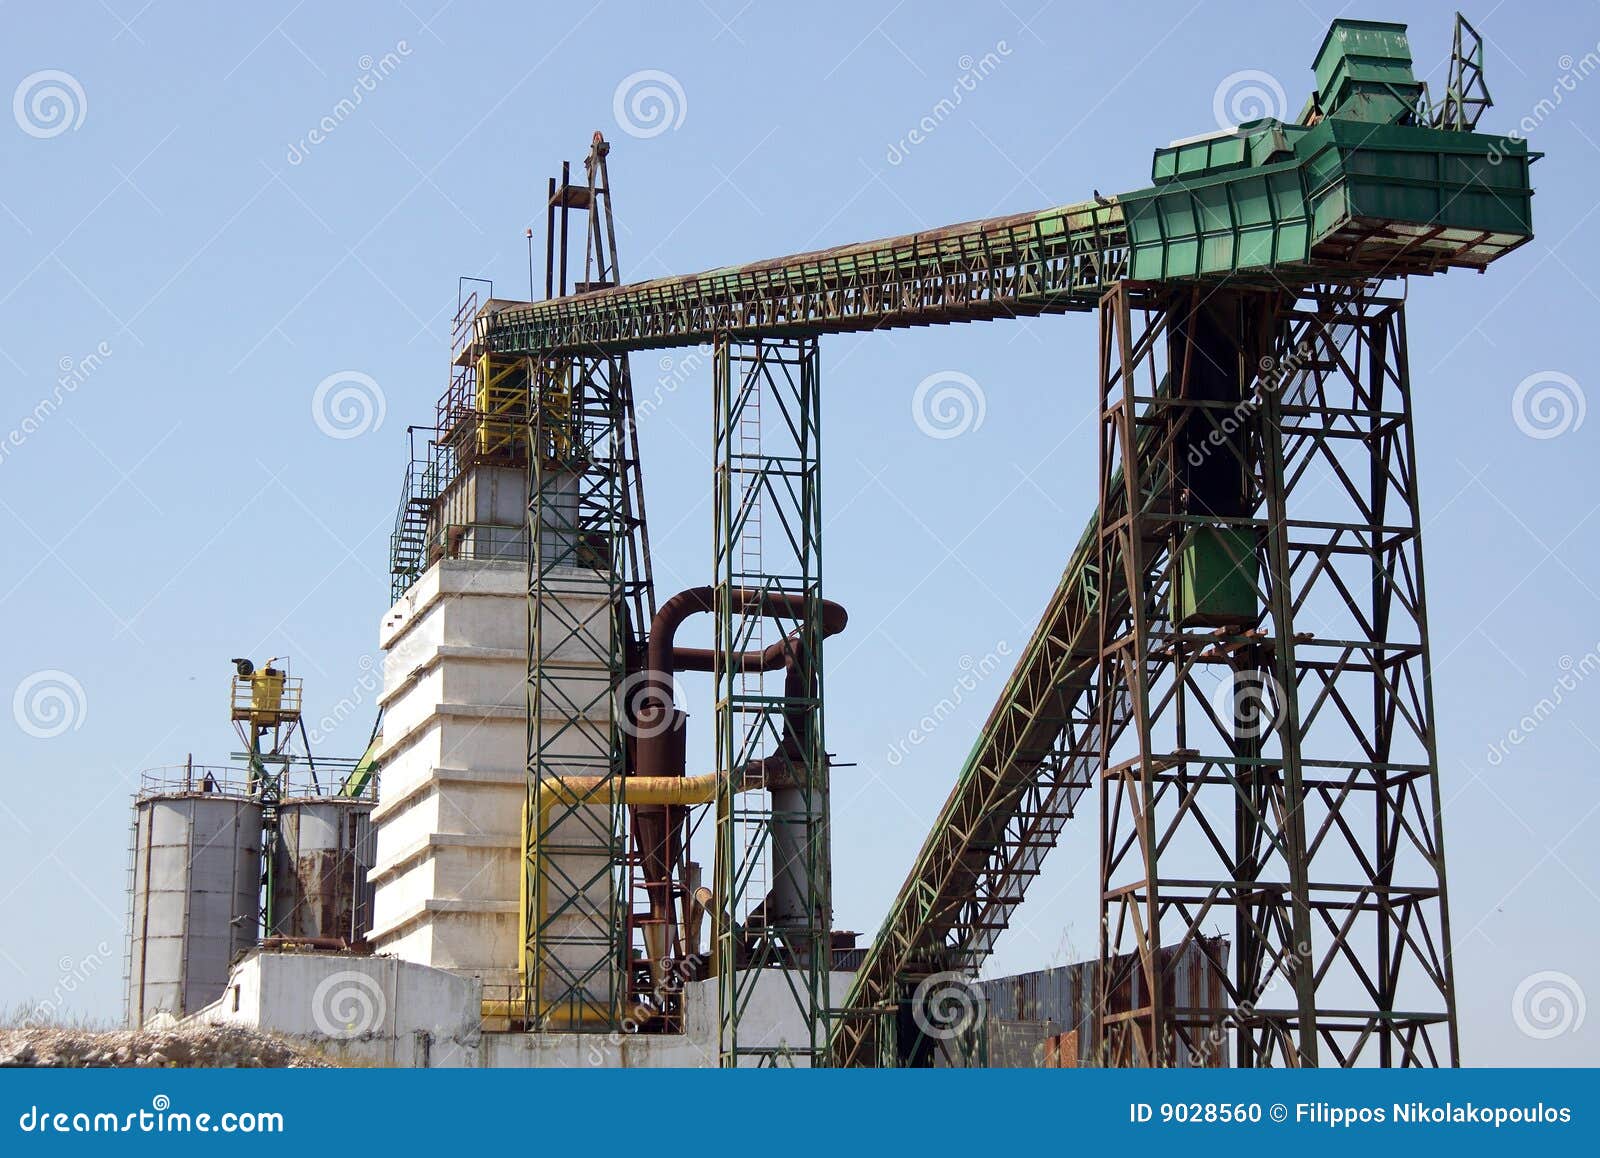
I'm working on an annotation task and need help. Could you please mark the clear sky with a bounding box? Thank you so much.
[2,0,1596,1065]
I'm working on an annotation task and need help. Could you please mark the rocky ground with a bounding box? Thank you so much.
[0,1022,332,1067]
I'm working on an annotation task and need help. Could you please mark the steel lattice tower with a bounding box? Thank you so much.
[1095,281,1457,1066]
[525,352,632,1030]
[713,336,831,1066]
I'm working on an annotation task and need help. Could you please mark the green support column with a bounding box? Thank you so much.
[525,353,630,1031]
[712,335,831,1066]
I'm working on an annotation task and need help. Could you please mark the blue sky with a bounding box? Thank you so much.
[2,0,1597,1065]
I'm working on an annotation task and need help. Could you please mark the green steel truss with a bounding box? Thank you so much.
[485,202,1125,357]
[525,353,631,1031]
[713,337,831,1066]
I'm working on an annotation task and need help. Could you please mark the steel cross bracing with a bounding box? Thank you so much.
[525,351,632,1031]
[1094,282,1455,1067]
[713,337,831,1066]
[524,134,657,1032]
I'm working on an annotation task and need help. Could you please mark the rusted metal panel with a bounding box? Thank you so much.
[270,800,375,946]
[965,937,1230,1067]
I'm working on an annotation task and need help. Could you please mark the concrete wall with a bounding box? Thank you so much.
[195,951,854,1068]
[193,951,481,1067]
[369,552,618,1005]
[369,559,527,994]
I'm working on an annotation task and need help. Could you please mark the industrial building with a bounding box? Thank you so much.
[124,15,1532,1067]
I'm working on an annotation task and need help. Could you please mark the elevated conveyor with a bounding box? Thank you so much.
[472,15,1535,1065]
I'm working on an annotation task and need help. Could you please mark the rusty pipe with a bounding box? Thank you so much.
[629,585,846,974]
[633,586,847,770]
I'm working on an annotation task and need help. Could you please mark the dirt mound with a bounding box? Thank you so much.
[0,1023,332,1068]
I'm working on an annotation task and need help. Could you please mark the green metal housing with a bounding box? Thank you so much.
[1312,19,1425,123]
[1171,526,1259,628]
[1123,118,1533,282]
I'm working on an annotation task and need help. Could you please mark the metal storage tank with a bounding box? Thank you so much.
[270,798,375,946]
[125,777,262,1026]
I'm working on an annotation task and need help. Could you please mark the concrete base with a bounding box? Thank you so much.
[195,950,852,1068]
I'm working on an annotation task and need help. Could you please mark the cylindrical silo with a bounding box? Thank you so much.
[270,798,375,946]
[125,783,262,1026]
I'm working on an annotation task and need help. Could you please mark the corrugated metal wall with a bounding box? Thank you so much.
[936,937,1230,1068]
